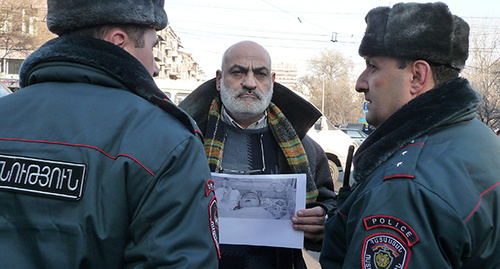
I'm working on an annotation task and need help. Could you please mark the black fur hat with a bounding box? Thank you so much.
[47,0,168,36]
[359,2,469,70]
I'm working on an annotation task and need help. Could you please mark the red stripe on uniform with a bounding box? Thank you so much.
[383,175,415,181]
[0,137,155,177]
[464,180,500,223]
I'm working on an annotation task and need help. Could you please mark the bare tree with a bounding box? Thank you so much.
[463,18,500,131]
[296,49,364,124]
[0,0,52,73]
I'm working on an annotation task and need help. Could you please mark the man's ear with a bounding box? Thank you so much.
[102,28,128,48]
[216,70,222,92]
[409,60,434,96]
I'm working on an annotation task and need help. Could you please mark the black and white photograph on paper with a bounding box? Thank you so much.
[212,172,306,249]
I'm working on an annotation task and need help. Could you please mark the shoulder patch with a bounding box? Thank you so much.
[363,233,410,269]
[383,137,427,181]
[364,215,419,246]
[208,196,220,258]
[206,179,215,197]
[0,154,87,201]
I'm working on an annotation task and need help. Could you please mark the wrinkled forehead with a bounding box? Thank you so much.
[222,42,271,70]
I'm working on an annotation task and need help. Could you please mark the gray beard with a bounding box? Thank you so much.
[220,80,273,122]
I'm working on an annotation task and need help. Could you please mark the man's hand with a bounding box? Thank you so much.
[291,206,326,243]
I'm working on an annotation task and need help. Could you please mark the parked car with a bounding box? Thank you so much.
[0,82,12,98]
[338,122,365,130]
[339,122,376,135]
[341,128,368,146]
[0,78,19,92]
[307,116,358,192]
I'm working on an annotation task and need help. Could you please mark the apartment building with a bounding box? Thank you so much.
[0,2,205,91]
[272,61,298,90]
[154,26,206,82]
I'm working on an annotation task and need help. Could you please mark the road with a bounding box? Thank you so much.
[303,249,321,268]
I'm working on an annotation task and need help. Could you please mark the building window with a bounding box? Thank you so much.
[7,59,23,75]
[1,21,11,33]
[29,17,38,35]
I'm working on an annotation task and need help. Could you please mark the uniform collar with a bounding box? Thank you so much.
[353,78,479,182]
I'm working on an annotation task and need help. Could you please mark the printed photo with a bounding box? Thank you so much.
[214,175,297,220]
[212,173,306,249]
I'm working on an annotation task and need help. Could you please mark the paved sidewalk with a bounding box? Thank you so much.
[302,249,321,269]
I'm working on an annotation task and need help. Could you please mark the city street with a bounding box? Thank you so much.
[303,249,321,268]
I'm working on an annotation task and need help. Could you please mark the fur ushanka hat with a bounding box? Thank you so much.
[46,0,168,36]
[359,2,469,70]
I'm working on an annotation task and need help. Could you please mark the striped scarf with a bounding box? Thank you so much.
[204,97,318,203]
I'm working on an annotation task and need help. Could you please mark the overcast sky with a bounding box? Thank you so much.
[164,0,500,79]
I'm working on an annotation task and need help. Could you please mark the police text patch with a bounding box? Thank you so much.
[364,215,419,246]
[206,179,215,197]
[0,154,87,200]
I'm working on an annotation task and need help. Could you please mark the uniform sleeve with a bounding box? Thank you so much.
[124,135,219,268]
[332,179,469,269]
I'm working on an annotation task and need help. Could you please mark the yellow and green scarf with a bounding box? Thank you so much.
[204,97,319,203]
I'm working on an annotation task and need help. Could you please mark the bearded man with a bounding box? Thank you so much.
[180,40,336,269]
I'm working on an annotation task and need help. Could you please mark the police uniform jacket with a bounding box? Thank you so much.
[320,78,500,268]
[0,36,219,268]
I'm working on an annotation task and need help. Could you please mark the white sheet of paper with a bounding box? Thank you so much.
[211,172,306,249]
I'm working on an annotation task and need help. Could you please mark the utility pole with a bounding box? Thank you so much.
[322,76,325,114]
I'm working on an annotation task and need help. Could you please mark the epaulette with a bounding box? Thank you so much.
[150,95,204,142]
[382,136,428,181]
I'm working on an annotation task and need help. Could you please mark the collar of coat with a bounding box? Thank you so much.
[179,78,322,140]
[353,77,481,182]
[18,35,200,136]
[20,35,163,99]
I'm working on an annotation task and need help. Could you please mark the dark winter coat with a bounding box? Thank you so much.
[180,78,336,269]
[0,36,219,268]
[320,78,500,268]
